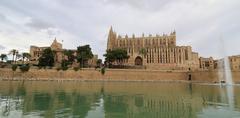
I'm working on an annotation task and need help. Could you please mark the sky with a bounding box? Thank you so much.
[0,0,239,59]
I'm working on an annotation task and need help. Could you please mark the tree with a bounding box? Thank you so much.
[76,45,93,68]
[15,53,22,63]
[96,59,102,67]
[114,49,129,65]
[22,53,31,64]
[12,64,18,71]
[104,48,129,66]
[9,49,18,64]
[38,48,55,68]
[139,48,147,58]
[61,59,69,71]
[0,54,7,62]
[19,64,30,72]
[63,50,75,65]
[104,49,115,65]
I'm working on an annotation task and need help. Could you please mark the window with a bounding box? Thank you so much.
[147,55,149,63]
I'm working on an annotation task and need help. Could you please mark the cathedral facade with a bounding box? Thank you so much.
[107,27,199,70]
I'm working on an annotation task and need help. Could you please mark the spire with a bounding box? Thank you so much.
[109,26,113,34]
[108,26,114,39]
[125,34,128,38]
[173,29,176,35]
[53,37,57,43]
[107,26,115,50]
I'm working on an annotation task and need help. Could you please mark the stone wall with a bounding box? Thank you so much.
[0,68,187,81]
[0,68,240,83]
[191,70,240,83]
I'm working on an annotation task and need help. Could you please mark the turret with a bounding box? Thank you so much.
[51,38,62,50]
[125,34,128,38]
[170,30,176,36]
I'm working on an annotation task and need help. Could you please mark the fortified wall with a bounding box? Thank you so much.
[1,68,240,83]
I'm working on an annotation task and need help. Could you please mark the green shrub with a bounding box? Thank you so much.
[73,67,80,71]
[62,66,68,71]
[56,67,61,71]
[19,64,30,72]
[101,67,105,75]
[38,66,42,69]
[12,64,18,71]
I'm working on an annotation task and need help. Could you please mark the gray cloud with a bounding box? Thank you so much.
[104,0,178,11]
[0,45,6,50]
[0,0,240,59]
[0,14,6,21]
[25,18,55,31]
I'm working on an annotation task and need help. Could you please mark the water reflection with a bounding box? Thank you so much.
[0,81,239,118]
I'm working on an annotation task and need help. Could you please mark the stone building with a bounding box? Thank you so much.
[88,55,98,67]
[229,55,240,71]
[201,55,240,71]
[199,57,215,70]
[107,27,199,70]
[30,38,98,67]
[30,39,64,64]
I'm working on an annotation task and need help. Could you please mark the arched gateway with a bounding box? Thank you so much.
[135,56,143,66]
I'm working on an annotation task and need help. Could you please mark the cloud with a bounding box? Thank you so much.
[104,0,178,11]
[0,0,240,60]
[25,18,55,31]
[0,14,6,21]
[0,45,6,50]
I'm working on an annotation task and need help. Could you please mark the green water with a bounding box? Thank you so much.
[0,81,240,118]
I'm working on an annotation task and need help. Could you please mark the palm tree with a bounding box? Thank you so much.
[15,53,21,64]
[22,53,31,64]
[0,54,7,62]
[9,49,18,64]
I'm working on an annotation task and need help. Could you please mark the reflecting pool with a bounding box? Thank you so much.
[0,81,240,118]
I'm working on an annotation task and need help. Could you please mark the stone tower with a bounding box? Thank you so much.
[107,26,117,50]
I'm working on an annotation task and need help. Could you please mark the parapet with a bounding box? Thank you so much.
[117,31,176,39]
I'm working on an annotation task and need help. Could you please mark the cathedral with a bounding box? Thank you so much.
[107,27,200,70]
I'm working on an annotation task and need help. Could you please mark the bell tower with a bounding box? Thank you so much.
[107,26,116,50]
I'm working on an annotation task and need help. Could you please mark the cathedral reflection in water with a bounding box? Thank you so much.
[0,81,239,118]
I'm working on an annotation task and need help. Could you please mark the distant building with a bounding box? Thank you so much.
[229,55,240,71]
[199,57,215,70]
[30,39,63,64]
[107,27,199,70]
[217,55,240,71]
[30,38,98,67]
